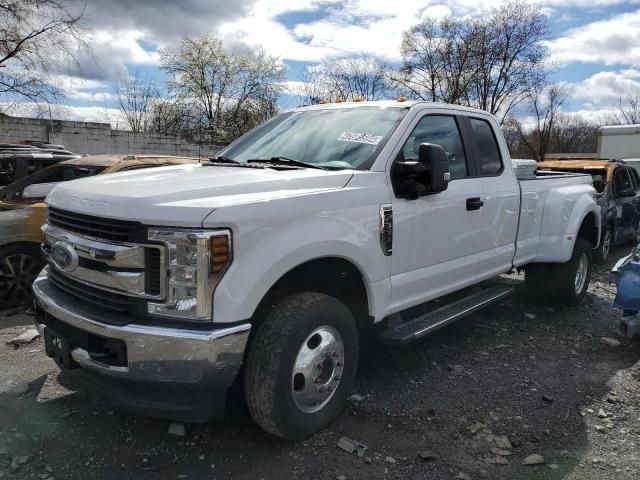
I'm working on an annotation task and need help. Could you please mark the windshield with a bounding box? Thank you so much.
[221,107,407,170]
[589,170,607,193]
[0,164,104,201]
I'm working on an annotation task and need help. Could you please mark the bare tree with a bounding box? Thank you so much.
[614,89,640,125]
[550,113,600,153]
[394,1,549,122]
[514,84,569,161]
[393,17,478,104]
[148,99,199,137]
[114,70,159,133]
[468,1,549,122]
[160,35,285,143]
[0,0,88,111]
[301,53,393,104]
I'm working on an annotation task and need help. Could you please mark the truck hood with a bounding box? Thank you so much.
[45,164,354,226]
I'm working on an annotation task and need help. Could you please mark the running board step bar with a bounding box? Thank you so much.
[378,285,514,346]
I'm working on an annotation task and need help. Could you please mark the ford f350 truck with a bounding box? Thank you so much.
[32,100,600,440]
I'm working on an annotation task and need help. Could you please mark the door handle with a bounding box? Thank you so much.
[466,197,484,211]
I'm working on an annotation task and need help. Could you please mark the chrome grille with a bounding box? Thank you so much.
[42,214,166,306]
[48,268,147,320]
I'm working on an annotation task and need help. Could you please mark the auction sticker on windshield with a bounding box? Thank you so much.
[337,132,383,145]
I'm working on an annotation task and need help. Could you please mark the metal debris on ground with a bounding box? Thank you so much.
[600,337,622,347]
[522,454,545,465]
[6,328,40,346]
[336,437,368,457]
[418,450,438,461]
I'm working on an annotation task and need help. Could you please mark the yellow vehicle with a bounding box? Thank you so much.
[0,154,200,309]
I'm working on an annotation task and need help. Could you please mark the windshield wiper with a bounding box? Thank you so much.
[210,155,240,164]
[205,155,264,168]
[247,157,328,170]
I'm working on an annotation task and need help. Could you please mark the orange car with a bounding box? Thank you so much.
[0,154,200,309]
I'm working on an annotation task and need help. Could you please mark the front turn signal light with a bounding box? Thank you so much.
[211,234,232,274]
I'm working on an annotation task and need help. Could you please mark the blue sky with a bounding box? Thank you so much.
[16,0,640,126]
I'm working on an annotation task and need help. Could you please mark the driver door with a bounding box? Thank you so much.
[388,112,484,311]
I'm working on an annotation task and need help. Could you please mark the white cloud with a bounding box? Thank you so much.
[546,10,640,67]
[219,0,638,66]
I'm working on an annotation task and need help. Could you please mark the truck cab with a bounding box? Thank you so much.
[32,100,599,439]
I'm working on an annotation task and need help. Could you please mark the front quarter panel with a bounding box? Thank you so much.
[202,172,392,324]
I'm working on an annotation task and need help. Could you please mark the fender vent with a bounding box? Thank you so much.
[379,204,393,256]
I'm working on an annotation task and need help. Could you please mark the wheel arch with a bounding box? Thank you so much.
[250,256,372,331]
[577,210,600,249]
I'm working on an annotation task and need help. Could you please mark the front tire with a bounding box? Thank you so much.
[244,292,359,440]
[595,225,612,264]
[550,238,592,306]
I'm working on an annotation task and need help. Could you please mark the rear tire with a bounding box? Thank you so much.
[244,292,359,440]
[0,243,44,309]
[549,239,592,306]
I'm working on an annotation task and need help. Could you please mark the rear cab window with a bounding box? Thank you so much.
[468,118,503,176]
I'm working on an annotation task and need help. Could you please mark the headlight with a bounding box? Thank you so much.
[146,228,232,321]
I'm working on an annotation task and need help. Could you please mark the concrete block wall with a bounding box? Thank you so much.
[0,114,221,157]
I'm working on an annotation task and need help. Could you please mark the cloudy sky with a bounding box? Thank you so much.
[28,0,640,125]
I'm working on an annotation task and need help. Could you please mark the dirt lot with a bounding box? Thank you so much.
[1,249,640,480]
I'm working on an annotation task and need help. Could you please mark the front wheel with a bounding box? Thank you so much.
[595,225,612,264]
[550,238,592,306]
[244,292,359,440]
[0,243,45,310]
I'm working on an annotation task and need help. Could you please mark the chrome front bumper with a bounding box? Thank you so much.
[32,271,250,387]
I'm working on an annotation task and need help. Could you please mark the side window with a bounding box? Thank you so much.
[469,118,503,176]
[400,115,468,180]
[614,168,633,195]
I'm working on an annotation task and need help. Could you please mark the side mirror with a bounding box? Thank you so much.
[391,143,450,199]
[419,143,450,194]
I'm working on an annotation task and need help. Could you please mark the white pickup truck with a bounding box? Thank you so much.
[33,100,600,440]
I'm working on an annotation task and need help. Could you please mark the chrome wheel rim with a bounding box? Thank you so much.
[0,254,41,308]
[291,326,345,414]
[602,229,611,260]
[575,253,589,294]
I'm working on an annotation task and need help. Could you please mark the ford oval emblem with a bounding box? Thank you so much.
[50,241,79,273]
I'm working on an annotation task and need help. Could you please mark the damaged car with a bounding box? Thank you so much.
[0,154,200,309]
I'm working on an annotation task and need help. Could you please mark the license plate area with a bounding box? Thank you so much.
[44,328,78,369]
[40,311,128,369]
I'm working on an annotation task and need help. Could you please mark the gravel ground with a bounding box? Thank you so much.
[1,248,639,480]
